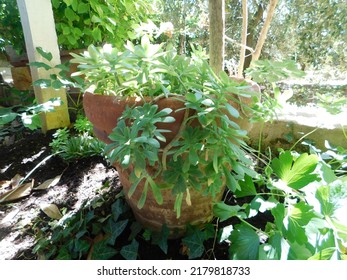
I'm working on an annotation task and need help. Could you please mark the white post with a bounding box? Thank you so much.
[16,0,70,132]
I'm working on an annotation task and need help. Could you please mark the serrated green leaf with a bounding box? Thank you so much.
[213,202,247,222]
[234,175,257,198]
[120,239,139,260]
[229,223,260,260]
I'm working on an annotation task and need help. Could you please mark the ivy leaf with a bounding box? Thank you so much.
[120,239,139,260]
[91,240,118,260]
[271,151,319,189]
[104,219,128,246]
[111,199,126,222]
[182,229,206,259]
[229,223,260,260]
[56,247,71,260]
[152,224,170,254]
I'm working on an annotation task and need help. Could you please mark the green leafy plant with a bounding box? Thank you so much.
[72,36,261,218]
[0,98,61,130]
[213,148,347,260]
[33,191,137,260]
[50,115,104,161]
[0,0,155,56]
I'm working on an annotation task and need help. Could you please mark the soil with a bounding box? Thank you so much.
[0,129,269,260]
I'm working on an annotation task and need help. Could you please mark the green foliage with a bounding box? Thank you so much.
[245,60,305,84]
[50,115,104,161]
[0,0,25,54]
[0,0,155,54]
[214,147,347,260]
[0,98,61,130]
[53,0,155,50]
[33,192,134,260]
[85,37,260,217]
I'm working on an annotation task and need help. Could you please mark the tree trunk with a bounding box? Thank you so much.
[237,0,248,78]
[208,0,225,74]
[243,3,264,71]
[252,0,279,61]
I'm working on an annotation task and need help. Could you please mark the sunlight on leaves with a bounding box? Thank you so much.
[0,180,33,203]
[271,151,319,190]
[229,223,260,260]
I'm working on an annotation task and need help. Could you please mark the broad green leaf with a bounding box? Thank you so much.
[120,239,139,260]
[285,201,318,245]
[213,202,247,222]
[234,175,257,198]
[104,219,128,246]
[309,247,338,260]
[0,109,17,125]
[182,229,206,259]
[271,151,319,189]
[91,240,117,260]
[229,223,260,260]
[287,241,314,260]
[271,203,285,232]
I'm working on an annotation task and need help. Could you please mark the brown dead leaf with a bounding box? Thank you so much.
[40,203,63,220]
[10,174,24,187]
[34,175,62,191]
[0,180,34,203]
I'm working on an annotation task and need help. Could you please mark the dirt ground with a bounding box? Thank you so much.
[0,130,238,260]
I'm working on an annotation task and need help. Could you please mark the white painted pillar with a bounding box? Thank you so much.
[16,0,70,132]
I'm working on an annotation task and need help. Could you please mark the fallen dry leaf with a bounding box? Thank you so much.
[0,180,34,203]
[0,180,11,190]
[10,174,24,188]
[40,203,63,220]
[34,175,62,190]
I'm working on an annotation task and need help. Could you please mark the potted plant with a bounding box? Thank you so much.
[71,36,260,237]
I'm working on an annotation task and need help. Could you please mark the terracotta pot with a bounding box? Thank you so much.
[83,92,226,237]
[115,162,224,238]
[83,91,188,145]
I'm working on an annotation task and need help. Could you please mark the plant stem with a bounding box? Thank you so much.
[162,108,190,170]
